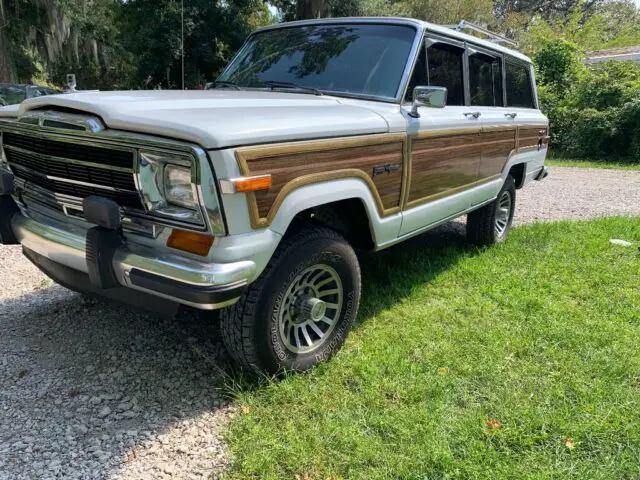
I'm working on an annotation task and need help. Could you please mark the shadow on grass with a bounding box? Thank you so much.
[358,220,476,320]
[227,220,480,390]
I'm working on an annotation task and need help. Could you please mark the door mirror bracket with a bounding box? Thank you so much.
[408,86,447,118]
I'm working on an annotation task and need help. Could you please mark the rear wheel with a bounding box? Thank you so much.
[467,175,516,246]
[220,225,361,374]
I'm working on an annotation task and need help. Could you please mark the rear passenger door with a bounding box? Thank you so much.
[467,47,518,182]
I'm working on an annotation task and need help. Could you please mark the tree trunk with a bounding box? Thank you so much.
[296,0,329,19]
[0,1,16,82]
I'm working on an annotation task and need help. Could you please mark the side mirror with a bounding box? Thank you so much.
[409,86,447,118]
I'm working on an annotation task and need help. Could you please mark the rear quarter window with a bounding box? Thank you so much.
[505,61,536,109]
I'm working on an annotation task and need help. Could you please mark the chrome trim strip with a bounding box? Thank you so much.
[10,164,137,193]
[15,178,160,238]
[10,213,254,309]
[15,177,84,207]
[3,143,134,173]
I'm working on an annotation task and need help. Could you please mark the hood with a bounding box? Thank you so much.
[18,90,391,149]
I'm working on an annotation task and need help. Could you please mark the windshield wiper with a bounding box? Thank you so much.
[209,80,241,90]
[262,80,323,96]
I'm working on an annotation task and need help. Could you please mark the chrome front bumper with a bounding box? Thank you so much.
[11,213,256,310]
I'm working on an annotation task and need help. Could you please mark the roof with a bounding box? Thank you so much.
[586,46,640,64]
[255,17,532,63]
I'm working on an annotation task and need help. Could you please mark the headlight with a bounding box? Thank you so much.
[138,150,203,226]
[164,164,196,209]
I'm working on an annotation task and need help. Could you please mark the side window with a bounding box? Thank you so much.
[469,52,503,107]
[506,61,535,109]
[426,42,464,106]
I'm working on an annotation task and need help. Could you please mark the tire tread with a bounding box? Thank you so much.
[220,224,355,373]
[467,175,516,246]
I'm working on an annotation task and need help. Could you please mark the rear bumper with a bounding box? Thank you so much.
[10,212,254,310]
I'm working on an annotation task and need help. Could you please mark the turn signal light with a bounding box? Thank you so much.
[166,229,214,256]
[233,174,272,193]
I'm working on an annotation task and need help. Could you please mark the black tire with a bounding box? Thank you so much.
[220,224,361,375]
[467,175,516,246]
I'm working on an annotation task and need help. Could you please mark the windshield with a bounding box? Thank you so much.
[218,23,417,100]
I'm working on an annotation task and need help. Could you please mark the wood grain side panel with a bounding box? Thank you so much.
[518,125,548,150]
[408,133,480,203]
[249,142,403,218]
[236,134,406,228]
[479,129,517,179]
[407,126,521,208]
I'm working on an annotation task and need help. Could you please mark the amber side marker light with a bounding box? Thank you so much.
[232,174,272,193]
[167,229,214,256]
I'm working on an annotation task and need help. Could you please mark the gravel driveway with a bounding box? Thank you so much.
[1,166,639,480]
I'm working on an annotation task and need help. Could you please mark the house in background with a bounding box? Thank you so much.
[586,46,640,64]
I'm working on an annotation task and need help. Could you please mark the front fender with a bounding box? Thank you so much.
[269,177,402,247]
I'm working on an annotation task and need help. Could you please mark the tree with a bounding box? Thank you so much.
[273,0,362,20]
[0,0,128,87]
[493,0,603,21]
[388,0,494,25]
[118,0,269,89]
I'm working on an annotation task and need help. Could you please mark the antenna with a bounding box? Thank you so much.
[444,20,518,47]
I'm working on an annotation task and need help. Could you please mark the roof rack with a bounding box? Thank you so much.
[444,20,518,48]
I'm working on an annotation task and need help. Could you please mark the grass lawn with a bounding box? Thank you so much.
[224,218,640,480]
[546,158,640,170]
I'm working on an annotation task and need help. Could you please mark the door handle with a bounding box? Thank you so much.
[464,111,481,119]
[505,112,518,119]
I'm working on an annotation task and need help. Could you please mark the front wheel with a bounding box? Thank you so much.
[220,225,361,375]
[467,175,516,246]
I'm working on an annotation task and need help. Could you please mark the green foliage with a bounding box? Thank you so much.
[535,40,640,163]
[516,1,640,54]
[533,39,584,90]
[358,0,493,24]
[118,0,268,89]
[555,107,619,158]
[572,62,640,109]
[273,0,362,21]
[516,1,640,164]
[0,0,129,87]
[546,157,640,169]
[0,0,271,89]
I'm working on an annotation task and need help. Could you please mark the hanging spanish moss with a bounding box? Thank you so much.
[0,0,124,87]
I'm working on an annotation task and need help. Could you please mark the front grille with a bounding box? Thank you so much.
[3,132,143,211]
[4,132,133,168]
